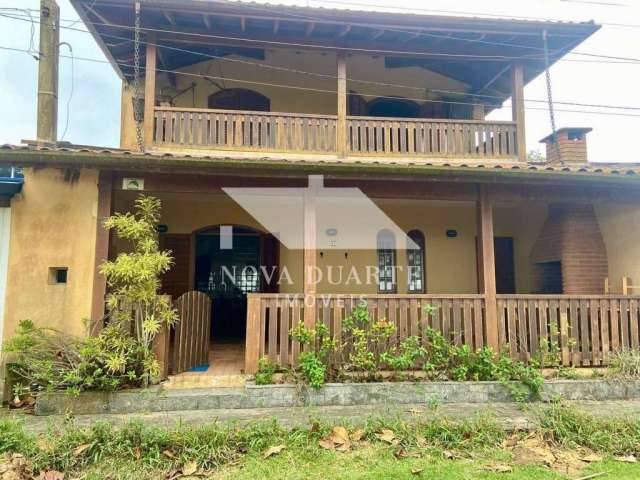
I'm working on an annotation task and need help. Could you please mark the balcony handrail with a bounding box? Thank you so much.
[154,106,338,120]
[347,115,517,126]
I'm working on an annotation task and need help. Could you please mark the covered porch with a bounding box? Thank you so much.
[101,168,640,378]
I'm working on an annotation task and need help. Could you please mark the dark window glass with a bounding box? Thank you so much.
[407,230,425,293]
[377,229,396,293]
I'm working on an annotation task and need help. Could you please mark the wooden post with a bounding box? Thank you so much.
[90,171,113,335]
[36,0,60,143]
[623,276,631,296]
[511,62,526,162]
[143,34,157,147]
[245,294,261,374]
[477,185,499,350]
[303,176,321,327]
[153,324,170,380]
[336,53,347,158]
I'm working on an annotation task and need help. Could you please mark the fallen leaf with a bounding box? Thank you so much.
[350,429,365,442]
[336,440,351,452]
[502,435,519,448]
[579,452,602,463]
[38,471,65,480]
[330,426,349,445]
[163,449,176,459]
[376,429,396,444]
[394,449,420,459]
[482,463,513,473]
[406,408,424,415]
[616,455,638,463]
[416,435,428,448]
[318,438,336,450]
[72,444,91,457]
[133,446,142,460]
[411,467,424,475]
[442,450,456,459]
[182,461,198,476]
[263,444,286,459]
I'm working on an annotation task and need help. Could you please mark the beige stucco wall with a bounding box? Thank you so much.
[112,192,561,296]
[2,168,99,339]
[595,201,640,294]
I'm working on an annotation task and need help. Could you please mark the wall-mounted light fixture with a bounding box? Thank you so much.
[446,229,458,238]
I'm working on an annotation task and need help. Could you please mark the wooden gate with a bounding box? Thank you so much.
[171,291,212,374]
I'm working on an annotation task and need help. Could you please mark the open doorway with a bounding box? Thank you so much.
[192,225,279,375]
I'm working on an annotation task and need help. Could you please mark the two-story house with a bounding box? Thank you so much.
[2,0,640,385]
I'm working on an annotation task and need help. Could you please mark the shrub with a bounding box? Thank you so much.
[4,321,157,394]
[609,349,640,378]
[255,357,277,385]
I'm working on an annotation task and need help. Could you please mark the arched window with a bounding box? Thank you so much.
[407,230,426,293]
[208,88,270,112]
[367,97,421,118]
[377,229,397,293]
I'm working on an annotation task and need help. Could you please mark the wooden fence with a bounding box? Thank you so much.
[170,291,212,375]
[153,107,337,153]
[245,293,640,373]
[245,294,486,373]
[347,117,517,157]
[497,295,640,366]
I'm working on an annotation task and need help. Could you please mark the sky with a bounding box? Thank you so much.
[0,0,639,162]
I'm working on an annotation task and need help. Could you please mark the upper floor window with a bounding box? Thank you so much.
[208,88,270,112]
[407,230,425,293]
[377,229,397,293]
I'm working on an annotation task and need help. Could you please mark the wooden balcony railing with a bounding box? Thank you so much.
[347,117,517,157]
[152,107,517,159]
[153,107,337,153]
[245,293,640,373]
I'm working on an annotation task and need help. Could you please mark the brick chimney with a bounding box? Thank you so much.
[540,127,592,164]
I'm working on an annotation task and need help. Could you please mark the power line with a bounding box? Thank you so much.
[3,9,640,66]
[2,44,640,119]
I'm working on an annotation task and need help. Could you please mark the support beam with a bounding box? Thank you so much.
[336,53,347,158]
[476,185,499,351]
[36,0,60,144]
[90,171,113,335]
[303,176,321,327]
[143,34,157,147]
[511,62,526,162]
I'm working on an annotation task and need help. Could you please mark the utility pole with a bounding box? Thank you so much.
[37,0,60,144]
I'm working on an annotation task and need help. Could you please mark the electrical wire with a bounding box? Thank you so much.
[1,44,639,119]
[59,42,75,141]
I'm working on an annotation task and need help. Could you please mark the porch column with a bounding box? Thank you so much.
[90,171,113,335]
[336,53,347,158]
[303,176,321,327]
[476,185,499,350]
[511,62,526,162]
[143,33,157,148]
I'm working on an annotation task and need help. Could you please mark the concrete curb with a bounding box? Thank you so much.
[34,379,640,416]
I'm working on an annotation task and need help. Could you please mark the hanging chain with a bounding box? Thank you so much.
[133,1,144,152]
[542,29,561,163]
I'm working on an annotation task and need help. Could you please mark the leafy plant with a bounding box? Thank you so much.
[609,349,640,378]
[298,351,327,389]
[100,195,178,385]
[255,357,277,385]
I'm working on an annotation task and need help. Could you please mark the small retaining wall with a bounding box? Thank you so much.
[34,379,640,416]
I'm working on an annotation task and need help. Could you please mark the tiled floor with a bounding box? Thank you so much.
[168,339,247,388]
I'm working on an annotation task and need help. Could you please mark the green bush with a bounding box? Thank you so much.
[254,357,277,385]
[4,321,157,394]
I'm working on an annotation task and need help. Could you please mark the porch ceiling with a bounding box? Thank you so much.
[69,0,600,106]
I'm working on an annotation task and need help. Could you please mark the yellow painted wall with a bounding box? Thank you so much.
[595,201,640,294]
[153,49,471,115]
[2,168,99,339]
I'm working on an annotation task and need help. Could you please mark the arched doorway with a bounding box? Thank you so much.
[194,225,279,341]
[208,88,271,112]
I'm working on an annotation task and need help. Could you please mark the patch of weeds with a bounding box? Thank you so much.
[609,349,640,378]
[254,357,277,385]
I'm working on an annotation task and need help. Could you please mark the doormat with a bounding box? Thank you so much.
[188,364,210,372]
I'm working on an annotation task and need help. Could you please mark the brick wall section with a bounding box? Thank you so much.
[542,128,590,163]
[530,203,608,294]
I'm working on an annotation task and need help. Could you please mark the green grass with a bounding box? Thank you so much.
[3,404,640,479]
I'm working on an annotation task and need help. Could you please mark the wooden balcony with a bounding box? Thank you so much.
[245,293,640,373]
[152,107,518,159]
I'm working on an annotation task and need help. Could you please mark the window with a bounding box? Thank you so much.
[407,230,425,293]
[49,267,68,284]
[377,229,396,293]
[208,88,270,112]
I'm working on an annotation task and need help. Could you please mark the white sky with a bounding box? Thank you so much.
[0,0,639,162]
